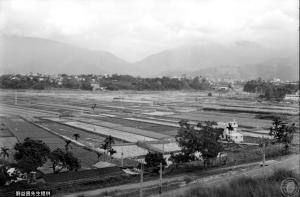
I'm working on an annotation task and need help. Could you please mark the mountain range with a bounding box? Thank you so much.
[0,35,298,80]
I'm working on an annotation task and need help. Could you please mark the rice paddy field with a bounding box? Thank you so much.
[0,89,299,169]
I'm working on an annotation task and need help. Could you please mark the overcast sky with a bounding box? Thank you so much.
[0,0,298,62]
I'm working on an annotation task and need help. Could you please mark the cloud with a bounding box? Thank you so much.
[0,0,298,61]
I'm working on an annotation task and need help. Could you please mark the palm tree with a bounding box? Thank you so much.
[227,123,234,132]
[64,140,72,152]
[73,134,80,141]
[101,135,115,150]
[101,135,116,160]
[0,147,9,160]
[108,148,116,157]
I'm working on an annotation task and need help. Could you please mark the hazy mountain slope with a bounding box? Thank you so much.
[0,36,298,80]
[135,42,298,80]
[185,57,299,81]
[0,35,132,74]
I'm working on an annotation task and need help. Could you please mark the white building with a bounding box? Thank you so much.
[91,83,101,91]
[218,120,243,143]
[284,91,300,102]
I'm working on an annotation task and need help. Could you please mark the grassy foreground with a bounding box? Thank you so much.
[179,169,299,197]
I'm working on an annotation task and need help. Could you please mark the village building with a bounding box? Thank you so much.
[284,91,300,102]
[218,121,243,143]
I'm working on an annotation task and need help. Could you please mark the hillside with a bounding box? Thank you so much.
[0,35,132,75]
[0,36,298,80]
[135,42,298,80]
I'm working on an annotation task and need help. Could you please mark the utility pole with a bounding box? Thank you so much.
[140,162,144,197]
[261,136,266,179]
[121,146,124,168]
[14,91,18,105]
[159,141,165,195]
[159,163,162,195]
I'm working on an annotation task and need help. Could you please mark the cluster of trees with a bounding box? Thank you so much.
[0,74,213,91]
[147,116,296,171]
[0,138,81,186]
[0,75,54,90]
[144,152,167,173]
[243,79,299,101]
[0,133,121,186]
[100,75,212,91]
[100,135,116,157]
[169,120,224,166]
[0,74,93,90]
[269,117,296,151]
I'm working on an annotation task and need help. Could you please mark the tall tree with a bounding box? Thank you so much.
[101,135,116,158]
[0,166,9,186]
[73,134,80,141]
[174,121,224,166]
[96,152,102,161]
[14,138,50,173]
[64,140,72,152]
[269,117,296,151]
[0,147,9,160]
[145,152,166,173]
[49,148,66,173]
[65,152,81,171]
[101,135,114,150]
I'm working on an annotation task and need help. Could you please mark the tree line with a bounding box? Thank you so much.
[0,74,213,91]
[101,75,212,91]
[243,79,299,101]
[0,74,93,90]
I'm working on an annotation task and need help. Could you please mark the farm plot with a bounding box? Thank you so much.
[36,119,162,159]
[125,117,179,127]
[68,116,170,139]
[109,145,148,159]
[80,115,175,134]
[144,111,175,116]
[168,111,272,129]
[1,116,100,169]
[36,120,123,146]
[44,117,157,142]
[0,137,17,150]
[202,105,299,115]
[149,142,181,153]
[0,118,18,156]
[0,104,55,118]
